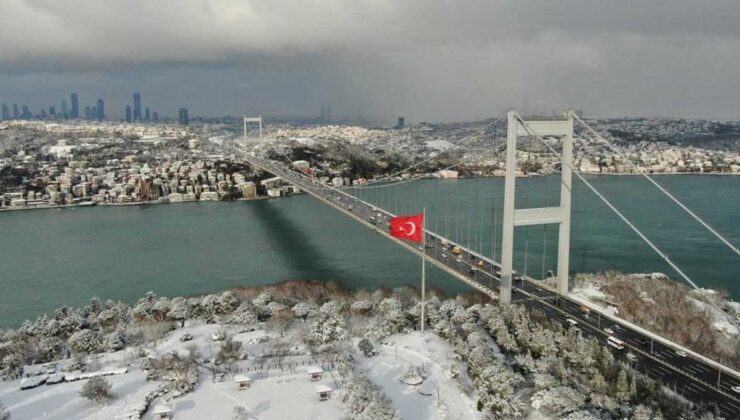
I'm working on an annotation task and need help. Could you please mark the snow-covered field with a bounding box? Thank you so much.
[142,369,343,420]
[357,332,479,420]
[0,320,477,420]
[0,370,156,420]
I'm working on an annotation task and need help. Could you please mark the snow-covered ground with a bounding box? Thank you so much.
[0,370,157,420]
[142,369,343,420]
[357,332,480,420]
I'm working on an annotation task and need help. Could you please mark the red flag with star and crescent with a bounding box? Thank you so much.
[389,213,424,243]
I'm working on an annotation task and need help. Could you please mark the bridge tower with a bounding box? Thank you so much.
[500,110,574,304]
[243,115,264,140]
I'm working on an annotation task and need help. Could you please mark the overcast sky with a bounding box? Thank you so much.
[1,0,739,123]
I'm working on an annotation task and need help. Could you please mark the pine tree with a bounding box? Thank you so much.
[615,368,630,403]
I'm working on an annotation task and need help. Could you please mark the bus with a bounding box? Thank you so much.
[607,336,625,350]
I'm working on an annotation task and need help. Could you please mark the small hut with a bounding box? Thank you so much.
[234,374,252,390]
[152,403,174,419]
[306,366,324,381]
[314,384,332,401]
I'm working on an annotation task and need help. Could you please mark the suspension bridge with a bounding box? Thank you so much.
[233,111,740,417]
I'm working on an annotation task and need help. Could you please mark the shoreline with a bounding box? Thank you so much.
[0,172,734,213]
[0,195,273,213]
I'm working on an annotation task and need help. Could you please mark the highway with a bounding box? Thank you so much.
[239,152,740,418]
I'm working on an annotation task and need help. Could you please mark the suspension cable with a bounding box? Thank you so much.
[355,112,508,187]
[516,114,701,289]
[574,114,739,257]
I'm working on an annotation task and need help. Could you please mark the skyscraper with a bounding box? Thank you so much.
[178,107,189,125]
[97,99,105,120]
[133,93,142,121]
[49,106,56,118]
[145,107,150,121]
[125,105,132,123]
[152,112,159,122]
[61,99,68,118]
[21,105,31,120]
[84,106,91,120]
[1,103,8,120]
[70,93,79,119]
[13,104,19,119]
[91,107,97,120]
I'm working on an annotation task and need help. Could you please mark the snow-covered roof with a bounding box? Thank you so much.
[153,404,173,414]
[306,366,324,374]
[314,384,332,393]
[234,374,251,383]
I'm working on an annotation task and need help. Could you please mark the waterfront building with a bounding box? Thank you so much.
[125,105,132,123]
[1,103,8,120]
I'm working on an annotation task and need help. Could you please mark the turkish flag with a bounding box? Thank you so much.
[389,213,424,243]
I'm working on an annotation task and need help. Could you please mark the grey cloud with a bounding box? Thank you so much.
[1,0,739,121]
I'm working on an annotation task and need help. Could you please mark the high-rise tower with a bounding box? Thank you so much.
[70,93,79,119]
[133,93,142,121]
[97,99,105,120]
[178,107,189,125]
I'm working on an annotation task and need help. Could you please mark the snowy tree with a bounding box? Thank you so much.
[615,368,631,403]
[103,328,128,352]
[376,298,409,335]
[350,300,373,315]
[265,301,288,317]
[68,329,103,354]
[358,338,374,356]
[79,377,113,403]
[0,400,9,420]
[133,291,158,320]
[305,301,347,346]
[229,302,257,325]
[252,292,273,319]
[530,386,586,417]
[588,371,608,395]
[36,336,66,361]
[0,353,23,379]
[340,366,400,420]
[232,406,250,420]
[167,297,190,327]
[291,302,315,320]
[632,405,659,420]
[216,336,244,364]
[562,410,601,420]
[151,298,172,321]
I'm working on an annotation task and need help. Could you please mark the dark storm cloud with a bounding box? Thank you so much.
[1,0,739,121]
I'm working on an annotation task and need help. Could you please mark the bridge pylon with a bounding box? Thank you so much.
[500,110,574,304]
[243,115,264,140]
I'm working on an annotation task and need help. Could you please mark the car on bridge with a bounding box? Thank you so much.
[603,327,614,335]
[675,349,688,358]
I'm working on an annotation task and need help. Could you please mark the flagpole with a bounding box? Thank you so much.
[421,207,426,335]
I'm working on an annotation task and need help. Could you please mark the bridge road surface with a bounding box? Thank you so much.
[240,153,740,418]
